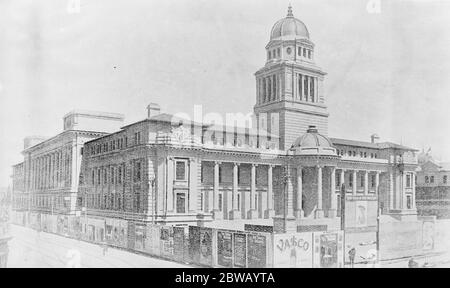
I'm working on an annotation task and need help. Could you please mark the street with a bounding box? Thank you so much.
[7,224,191,268]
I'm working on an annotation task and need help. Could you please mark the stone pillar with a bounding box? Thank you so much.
[329,167,337,218]
[265,165,275,219]
[389,172,394,210]
[340,169,346,190]
[402,172,407,210]
[294,165,303,219]
[273,165,297,233]
[212,161,222,219]
[229,163,241,220]
[248,164,259,219]
[306,76,310,102]
[188,158,198,213]
[364,170,369,196]
[315,166,324,218]
[412,173,416,210]
[166,157,174,212]
[352,170,357,196]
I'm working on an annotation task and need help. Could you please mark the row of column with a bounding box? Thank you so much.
[293,74,317,103]
[29,146,73,191]
[336,169,380,196]
[293,167,381,219]
[258,74,281,104]
[212,161,275,220]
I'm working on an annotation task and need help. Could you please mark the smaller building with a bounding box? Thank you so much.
[0,187,12,268]
[416,152,450,218]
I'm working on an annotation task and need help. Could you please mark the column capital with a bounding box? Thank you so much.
[233,162,241,167]
[214,161,222,165]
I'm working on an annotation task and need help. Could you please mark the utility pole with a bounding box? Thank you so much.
[376,185,381,263]
[340,184,346,267]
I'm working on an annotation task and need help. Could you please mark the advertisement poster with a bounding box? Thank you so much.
[217,230,233,267]
[127,221,136,250]
[160,226,174,259]
[273,232,313,268]
[355,201,368,227]
[145,225,161,256]
[173,226,185,262]
[247,233,267,268]
[189,226,201,264]
[134,224,145,252]
[233,233,247,268]
[199,227,213,266]
[313,232,343,268]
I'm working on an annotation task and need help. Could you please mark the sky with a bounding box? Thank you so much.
[1,0,450,186]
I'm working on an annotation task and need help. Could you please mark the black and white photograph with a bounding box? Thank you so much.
[1,0,450,273]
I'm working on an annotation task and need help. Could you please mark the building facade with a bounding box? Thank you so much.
[75,7,419,232]
[12,111,124,217]
[416,152,450,218]
[10,7,420,236]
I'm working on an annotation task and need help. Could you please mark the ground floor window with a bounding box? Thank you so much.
[406,194,412,209]
[176,193,186,213]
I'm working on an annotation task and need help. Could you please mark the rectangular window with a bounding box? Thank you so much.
[444,175,448,184]
[176,193,186,213]
[430,176,434,183]
[111,167,115,184]
[104,169,108,185]
[175,161,187,181]
[200,192,204,212]
[134,162,142,182]
[371,174,376,188]
[237,193,241,210]
[218,194,223,212]
[118,166,123,184]
[406,174,412,188]
[349,174,353,188]
[406,195,412,209]
[135,193,141,212]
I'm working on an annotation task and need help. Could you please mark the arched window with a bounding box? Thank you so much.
[425,176,429,183]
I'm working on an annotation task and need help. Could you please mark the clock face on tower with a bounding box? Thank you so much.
[286,47,292,54]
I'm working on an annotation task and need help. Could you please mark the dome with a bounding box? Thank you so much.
[290,126,336,156]
[270,5,309,41]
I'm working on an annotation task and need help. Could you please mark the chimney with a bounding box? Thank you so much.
[147,103,161,119]
[371,134,380,144]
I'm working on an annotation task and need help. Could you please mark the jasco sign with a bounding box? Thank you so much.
[273,232,313,268]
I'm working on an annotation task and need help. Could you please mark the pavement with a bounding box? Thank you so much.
[7,224,191,268]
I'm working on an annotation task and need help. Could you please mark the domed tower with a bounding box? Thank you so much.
[254,5,328,150]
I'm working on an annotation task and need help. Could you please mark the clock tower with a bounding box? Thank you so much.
[254,5,328,150]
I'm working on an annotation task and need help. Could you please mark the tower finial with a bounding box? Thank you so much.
[287,4,293,17]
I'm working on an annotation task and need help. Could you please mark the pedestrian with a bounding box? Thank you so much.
[408,257,418,268]
[102,242,109,256]
[348,247,356,268]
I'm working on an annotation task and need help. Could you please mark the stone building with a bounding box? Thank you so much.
[76,6,419,232]
[416,151,450,218]
[12,111,124,216]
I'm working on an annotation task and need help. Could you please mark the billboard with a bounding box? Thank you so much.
[313,231,344,268]
[273,232,313,268]
[247,233,267,268]
[216,230,233,267]
[233,233,247,268]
